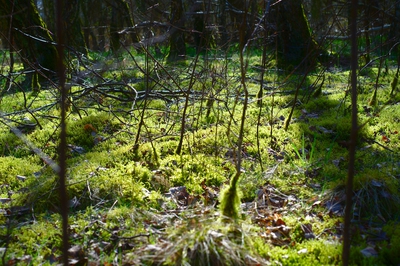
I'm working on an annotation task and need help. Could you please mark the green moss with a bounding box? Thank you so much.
[0,157,41,190]
[67,113,119,150]
[380,222,400,265]
[219,176,242,220]
[1,46,400,264]
[7,217,62,262]
[161,154,229,194]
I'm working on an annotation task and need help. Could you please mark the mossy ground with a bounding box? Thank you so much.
[1,48,400,265]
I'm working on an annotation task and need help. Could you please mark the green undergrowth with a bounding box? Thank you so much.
[1,50,400,264]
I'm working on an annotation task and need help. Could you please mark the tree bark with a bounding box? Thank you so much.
[64,0,88,55]
[389,0,400,46]
[80,0,104,51]
[109,0,140,52]
[276,0,319,71]
[0,0,58,90]
[192,0,206,53]
[217,0,228,48]
[43,0,88,55]
[226,0,257,46]
[167,0,186,62]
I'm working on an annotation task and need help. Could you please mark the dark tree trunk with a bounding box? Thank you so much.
[64,0,87,55]
[390,0,400,43]
[42,0,56,33]
[110,2,121,52]
[191,0,215,54]
[0,0,58,90]
[167,0,186,62]
[110,0,140,52]
[192,0,205,53]
[217,0,228,48]
[42,0,87,55]
[276,0,319,71]
[81,0,105,51]
[363,0,372,64]
[226,0,256,45]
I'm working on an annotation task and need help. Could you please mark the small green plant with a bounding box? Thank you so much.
[380,222,400,265]
[290,133,317,167]
[390,73,398,95]
[219,174,242,220]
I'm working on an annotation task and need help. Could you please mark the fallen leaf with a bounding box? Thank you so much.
[0,198,11,203]
[370,180,382,187]
[317,126,334,134]
[16,175,27,181]
[360,246,378,258]
[275,218,286,226]
[297,248,308,254]
[312,200,322,206]
[68,145,85,154]
[301,224,315,239]
[381,135,390,143]
[84,124,97,132]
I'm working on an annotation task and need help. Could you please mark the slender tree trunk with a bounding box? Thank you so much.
[110,2,121,52]
[390,0,400,42]
[56,0,69,264]
[218,0,228,48]
[226,0,256,45]
[342,0,358,264]
[64,0,87,55]
[4,0,15,93]
[110,0,140,52]
[167,0,186,62]
[43,0,88,55]
[192,0,205,53]
[362,0,380,65]
[81,0,104,51]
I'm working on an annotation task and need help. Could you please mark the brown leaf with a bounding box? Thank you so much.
[275,218,286,226]
[381,135,390,143]
[6,259,17,266]
[84,124,97,132]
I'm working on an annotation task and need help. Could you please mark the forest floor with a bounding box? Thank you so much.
[1,49,400,265]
